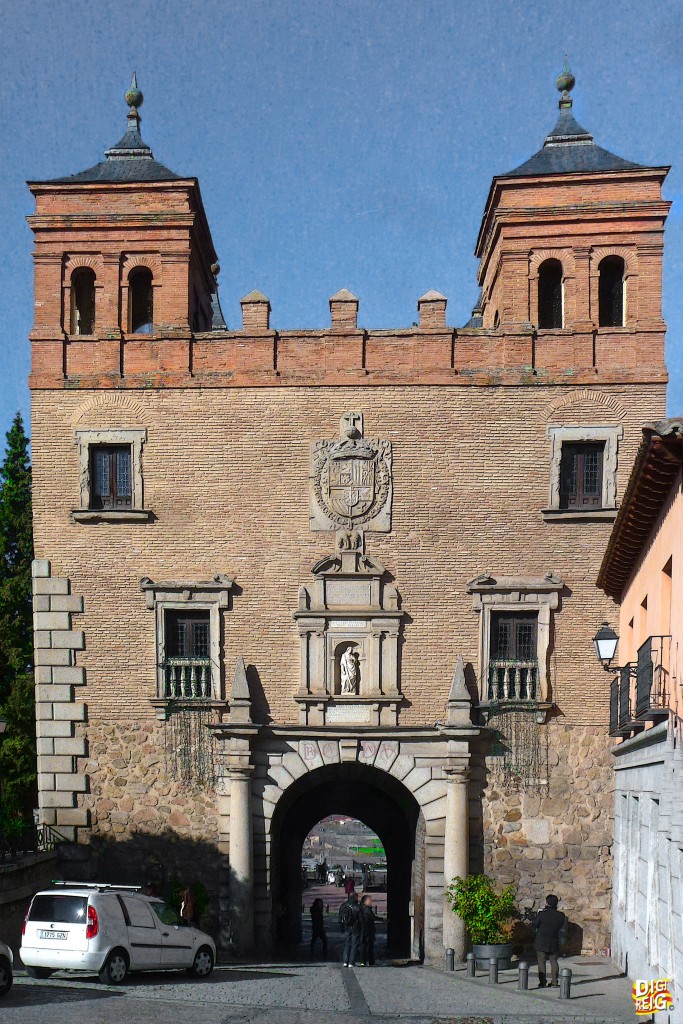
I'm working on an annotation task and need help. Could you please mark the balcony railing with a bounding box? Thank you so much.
[488,659,538,702]
[163,658,212,700]
[608,664,639,737]
[635,635,671,721]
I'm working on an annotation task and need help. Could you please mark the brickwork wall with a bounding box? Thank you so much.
[31,382,664,728]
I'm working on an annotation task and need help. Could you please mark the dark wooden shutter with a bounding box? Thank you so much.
[90,446,132,509]
[560,443,604,509]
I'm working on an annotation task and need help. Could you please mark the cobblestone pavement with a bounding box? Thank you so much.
[1,957,635,1024]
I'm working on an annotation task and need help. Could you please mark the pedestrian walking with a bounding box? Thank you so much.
[339,891,361,967]
[532,894,567,988]
[358,894,376,966]
[344,875,356,896]
[310,898,328,959]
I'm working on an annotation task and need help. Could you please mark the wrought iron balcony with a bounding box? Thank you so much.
[609,664,637,737]
[635,635,671,721]
[163,658,212,700]
[488,659,538,702]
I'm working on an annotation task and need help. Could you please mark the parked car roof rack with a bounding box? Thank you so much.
[50,881,143,891]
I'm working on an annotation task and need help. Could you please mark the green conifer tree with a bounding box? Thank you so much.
[0,412,36,823]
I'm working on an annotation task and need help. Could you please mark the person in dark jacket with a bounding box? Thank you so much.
[309,898,327,959]
[532,894,567,987]
[358,894,376,966]
[339,891,361,966]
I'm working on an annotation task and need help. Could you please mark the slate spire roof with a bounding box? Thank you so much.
[506,65,643,178]
[44,73,182,184]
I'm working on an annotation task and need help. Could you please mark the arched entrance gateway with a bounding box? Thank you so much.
[214,656,476,962]
[271,763,422,955]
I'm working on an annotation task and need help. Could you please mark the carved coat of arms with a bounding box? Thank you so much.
[310,413,392,532]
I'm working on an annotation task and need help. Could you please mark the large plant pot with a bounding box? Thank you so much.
[472,942,513,970]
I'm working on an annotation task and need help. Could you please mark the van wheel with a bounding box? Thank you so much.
[27,966,53,980]
[188,945,214,978]
[99,949,129,985]
[0,956,13,995]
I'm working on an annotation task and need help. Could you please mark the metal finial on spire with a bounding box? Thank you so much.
[124,72,144,111]
[555,59,575,110]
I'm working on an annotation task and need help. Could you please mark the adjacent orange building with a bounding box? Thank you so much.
[597,419,683,1013]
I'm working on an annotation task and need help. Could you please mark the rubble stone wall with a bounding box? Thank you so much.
[477,724,613,953]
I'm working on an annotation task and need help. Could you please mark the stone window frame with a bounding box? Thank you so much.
[140,576,234,709]
[543,424,623,522]
[468,573,564,707]
[72,429,150,523]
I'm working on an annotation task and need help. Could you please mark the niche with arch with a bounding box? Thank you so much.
[334,640,362,696]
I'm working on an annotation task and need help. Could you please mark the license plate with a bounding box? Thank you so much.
[39,930,68,940]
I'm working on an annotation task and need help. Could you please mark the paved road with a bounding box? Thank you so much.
[1,957,635,1024]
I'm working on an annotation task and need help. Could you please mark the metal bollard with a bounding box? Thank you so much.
[466,952,476,977]
[559,967,572,999]
[518,961,529,991]
[445,948,455,972]
[488,957,499,984]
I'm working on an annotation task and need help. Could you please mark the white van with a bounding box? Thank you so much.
[21,883,215,984]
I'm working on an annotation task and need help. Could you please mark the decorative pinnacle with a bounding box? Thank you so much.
[555,58,575,109]
[124,71,144,111]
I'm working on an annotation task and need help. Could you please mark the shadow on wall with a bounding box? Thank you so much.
[54,830,237,951]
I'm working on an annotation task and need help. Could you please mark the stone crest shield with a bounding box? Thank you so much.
[310,413,392,532]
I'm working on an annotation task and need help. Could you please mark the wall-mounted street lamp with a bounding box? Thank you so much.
[593,622,619,671]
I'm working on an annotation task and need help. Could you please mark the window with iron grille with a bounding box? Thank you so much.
[163,610,212,700]
[90,446,132,509]
[489,612,538,702]
[559,442,604,510]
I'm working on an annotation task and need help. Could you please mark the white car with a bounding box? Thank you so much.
[0,939,13,995]
[21,883,215,984]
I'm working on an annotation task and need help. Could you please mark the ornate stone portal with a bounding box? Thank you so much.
[294,537,403,725]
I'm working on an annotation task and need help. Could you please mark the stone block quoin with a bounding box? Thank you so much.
[31,558,88,841]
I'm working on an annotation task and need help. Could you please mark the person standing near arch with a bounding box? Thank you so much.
[358,894,376,966]
[339,891,360,967]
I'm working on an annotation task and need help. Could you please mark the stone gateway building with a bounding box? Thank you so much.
[28,71,670,961]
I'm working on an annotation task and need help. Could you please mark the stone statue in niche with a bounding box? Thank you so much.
[340,648,359,695]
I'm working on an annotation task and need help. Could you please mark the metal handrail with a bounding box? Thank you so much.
[618,664,632,729]
[0,822,67,863]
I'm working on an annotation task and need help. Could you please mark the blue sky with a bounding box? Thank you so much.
[1,0,681,443]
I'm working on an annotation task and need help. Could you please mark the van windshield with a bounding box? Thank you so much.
[28,895,88,924]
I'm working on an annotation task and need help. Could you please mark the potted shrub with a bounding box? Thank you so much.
[446,873,516,969]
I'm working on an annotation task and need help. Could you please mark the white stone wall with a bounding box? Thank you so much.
[612,719,683,1023]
